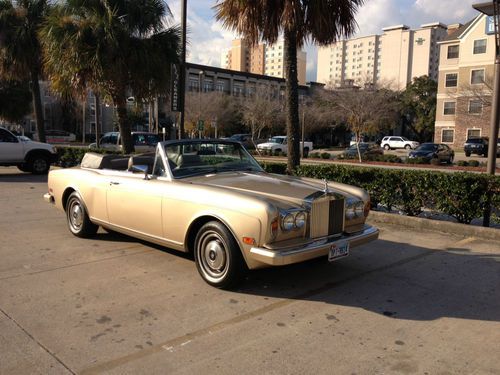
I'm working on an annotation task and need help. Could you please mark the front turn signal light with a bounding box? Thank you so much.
[242,237,255,245]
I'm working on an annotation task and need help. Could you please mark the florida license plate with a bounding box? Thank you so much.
[328,241,349,262]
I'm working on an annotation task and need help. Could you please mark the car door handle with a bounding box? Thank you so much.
[110,181,120,185]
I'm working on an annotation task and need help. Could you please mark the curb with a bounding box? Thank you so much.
[367,211,500,241]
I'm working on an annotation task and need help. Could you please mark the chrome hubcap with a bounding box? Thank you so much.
[69,201,83,231]
[197,230,229,281]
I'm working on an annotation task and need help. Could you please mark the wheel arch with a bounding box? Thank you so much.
[62,187,91,217]
[25,149,52,161]
[185,215,244,258]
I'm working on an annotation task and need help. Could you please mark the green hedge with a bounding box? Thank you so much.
[261,162,500,224]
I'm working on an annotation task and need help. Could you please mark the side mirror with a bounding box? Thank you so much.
[130,164,150,180]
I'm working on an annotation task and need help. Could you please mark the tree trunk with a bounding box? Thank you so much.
[30,69,45,143]
[115,95,134,154]
[284,29,300,174]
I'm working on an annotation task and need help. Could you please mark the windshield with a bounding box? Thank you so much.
[417,143,438,151]
[164,141,264,178]
[269,137,285,144]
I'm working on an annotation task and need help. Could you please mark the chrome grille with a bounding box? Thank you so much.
[310,196,345,238]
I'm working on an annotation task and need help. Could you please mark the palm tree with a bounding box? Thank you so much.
[215,0,364,173]
[40,0,180,153]
[0,0,50,142]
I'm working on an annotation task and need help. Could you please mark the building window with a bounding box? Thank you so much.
[473,39,487,54]
[468,99,483,114]
[447,45,459,59]
[445,73,458,87]
[441,129,454,143]
[467,129,481,138]
[443,101,456,115]
[471,69,485,84]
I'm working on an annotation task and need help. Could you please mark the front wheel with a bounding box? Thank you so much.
[17,163,31,173]
[28,154,50,174]
[383,144,390,150]
[66,192,98,238]
[465,151,471,157]
[194,221,246,289]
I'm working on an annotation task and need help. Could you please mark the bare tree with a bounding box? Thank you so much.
[184,91,242,138]
[241,86,283,145]
[321,85,399,162]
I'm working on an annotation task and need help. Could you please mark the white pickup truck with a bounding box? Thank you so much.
[0,127,58,174]
[257,136,313,157]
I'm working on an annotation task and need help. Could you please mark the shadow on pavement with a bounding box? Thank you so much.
[232,239,500,323]
[0,171,48,183]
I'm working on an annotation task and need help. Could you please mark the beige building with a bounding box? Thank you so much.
[435,14,494,148]
[222,39,307,85]
[317,23,447,90]
[221,39,265,75]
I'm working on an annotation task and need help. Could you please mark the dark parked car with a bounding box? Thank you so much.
[408,143,454,163]
[464,137,489,157]
[341,142,384,159]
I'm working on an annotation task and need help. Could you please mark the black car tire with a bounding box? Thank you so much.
[28,154,50,174]
[17,163,32,173]
[404,144,411,150]
[194,221,247,289]
[465,151,471,157]
[383,144,390,150]
[66,192,98,238]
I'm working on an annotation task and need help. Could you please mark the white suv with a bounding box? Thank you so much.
[0,127,58,174]
[381,136,419,150]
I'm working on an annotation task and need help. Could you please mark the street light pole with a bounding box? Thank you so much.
[473,1,500,226]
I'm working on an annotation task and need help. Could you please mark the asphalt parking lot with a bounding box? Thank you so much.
[1,167,500,375]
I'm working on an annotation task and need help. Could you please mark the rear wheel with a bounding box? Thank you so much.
[465,151,471,157]
[66,192,98,238]
[404,144,411,150]
[28,154,50,174]
[194,221,246,289]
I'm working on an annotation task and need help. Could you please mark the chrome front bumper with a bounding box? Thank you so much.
[249,225,379,266]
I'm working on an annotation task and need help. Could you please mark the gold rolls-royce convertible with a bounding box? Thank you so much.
[44,139,379,289]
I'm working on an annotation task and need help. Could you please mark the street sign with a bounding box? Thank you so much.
[171,63,182,112]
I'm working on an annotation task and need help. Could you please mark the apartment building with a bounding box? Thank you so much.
[317,23,447,90]
[222,38,307,85]
[220,39,265,75]
[435,14,494,148]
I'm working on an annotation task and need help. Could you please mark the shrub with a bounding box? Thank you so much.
[468,160,480,167]
[406,157,430,165]
[260,162,500,224]
[320,152,331,159]
[56,146,123,168]
[457,160,468,167]
[309,152,321,159]
[430,158,441,166]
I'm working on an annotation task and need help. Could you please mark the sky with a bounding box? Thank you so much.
[167,0,480,82]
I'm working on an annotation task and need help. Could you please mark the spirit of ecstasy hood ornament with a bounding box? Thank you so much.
[323,179,329,193]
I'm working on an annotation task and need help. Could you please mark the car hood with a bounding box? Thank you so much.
[185,171,364,207]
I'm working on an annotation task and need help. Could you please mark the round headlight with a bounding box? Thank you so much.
[354,201,364,216]
[294,212,306,229]
[281,213,295,231]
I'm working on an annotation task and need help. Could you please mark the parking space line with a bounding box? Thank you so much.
[0,307,76,375]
